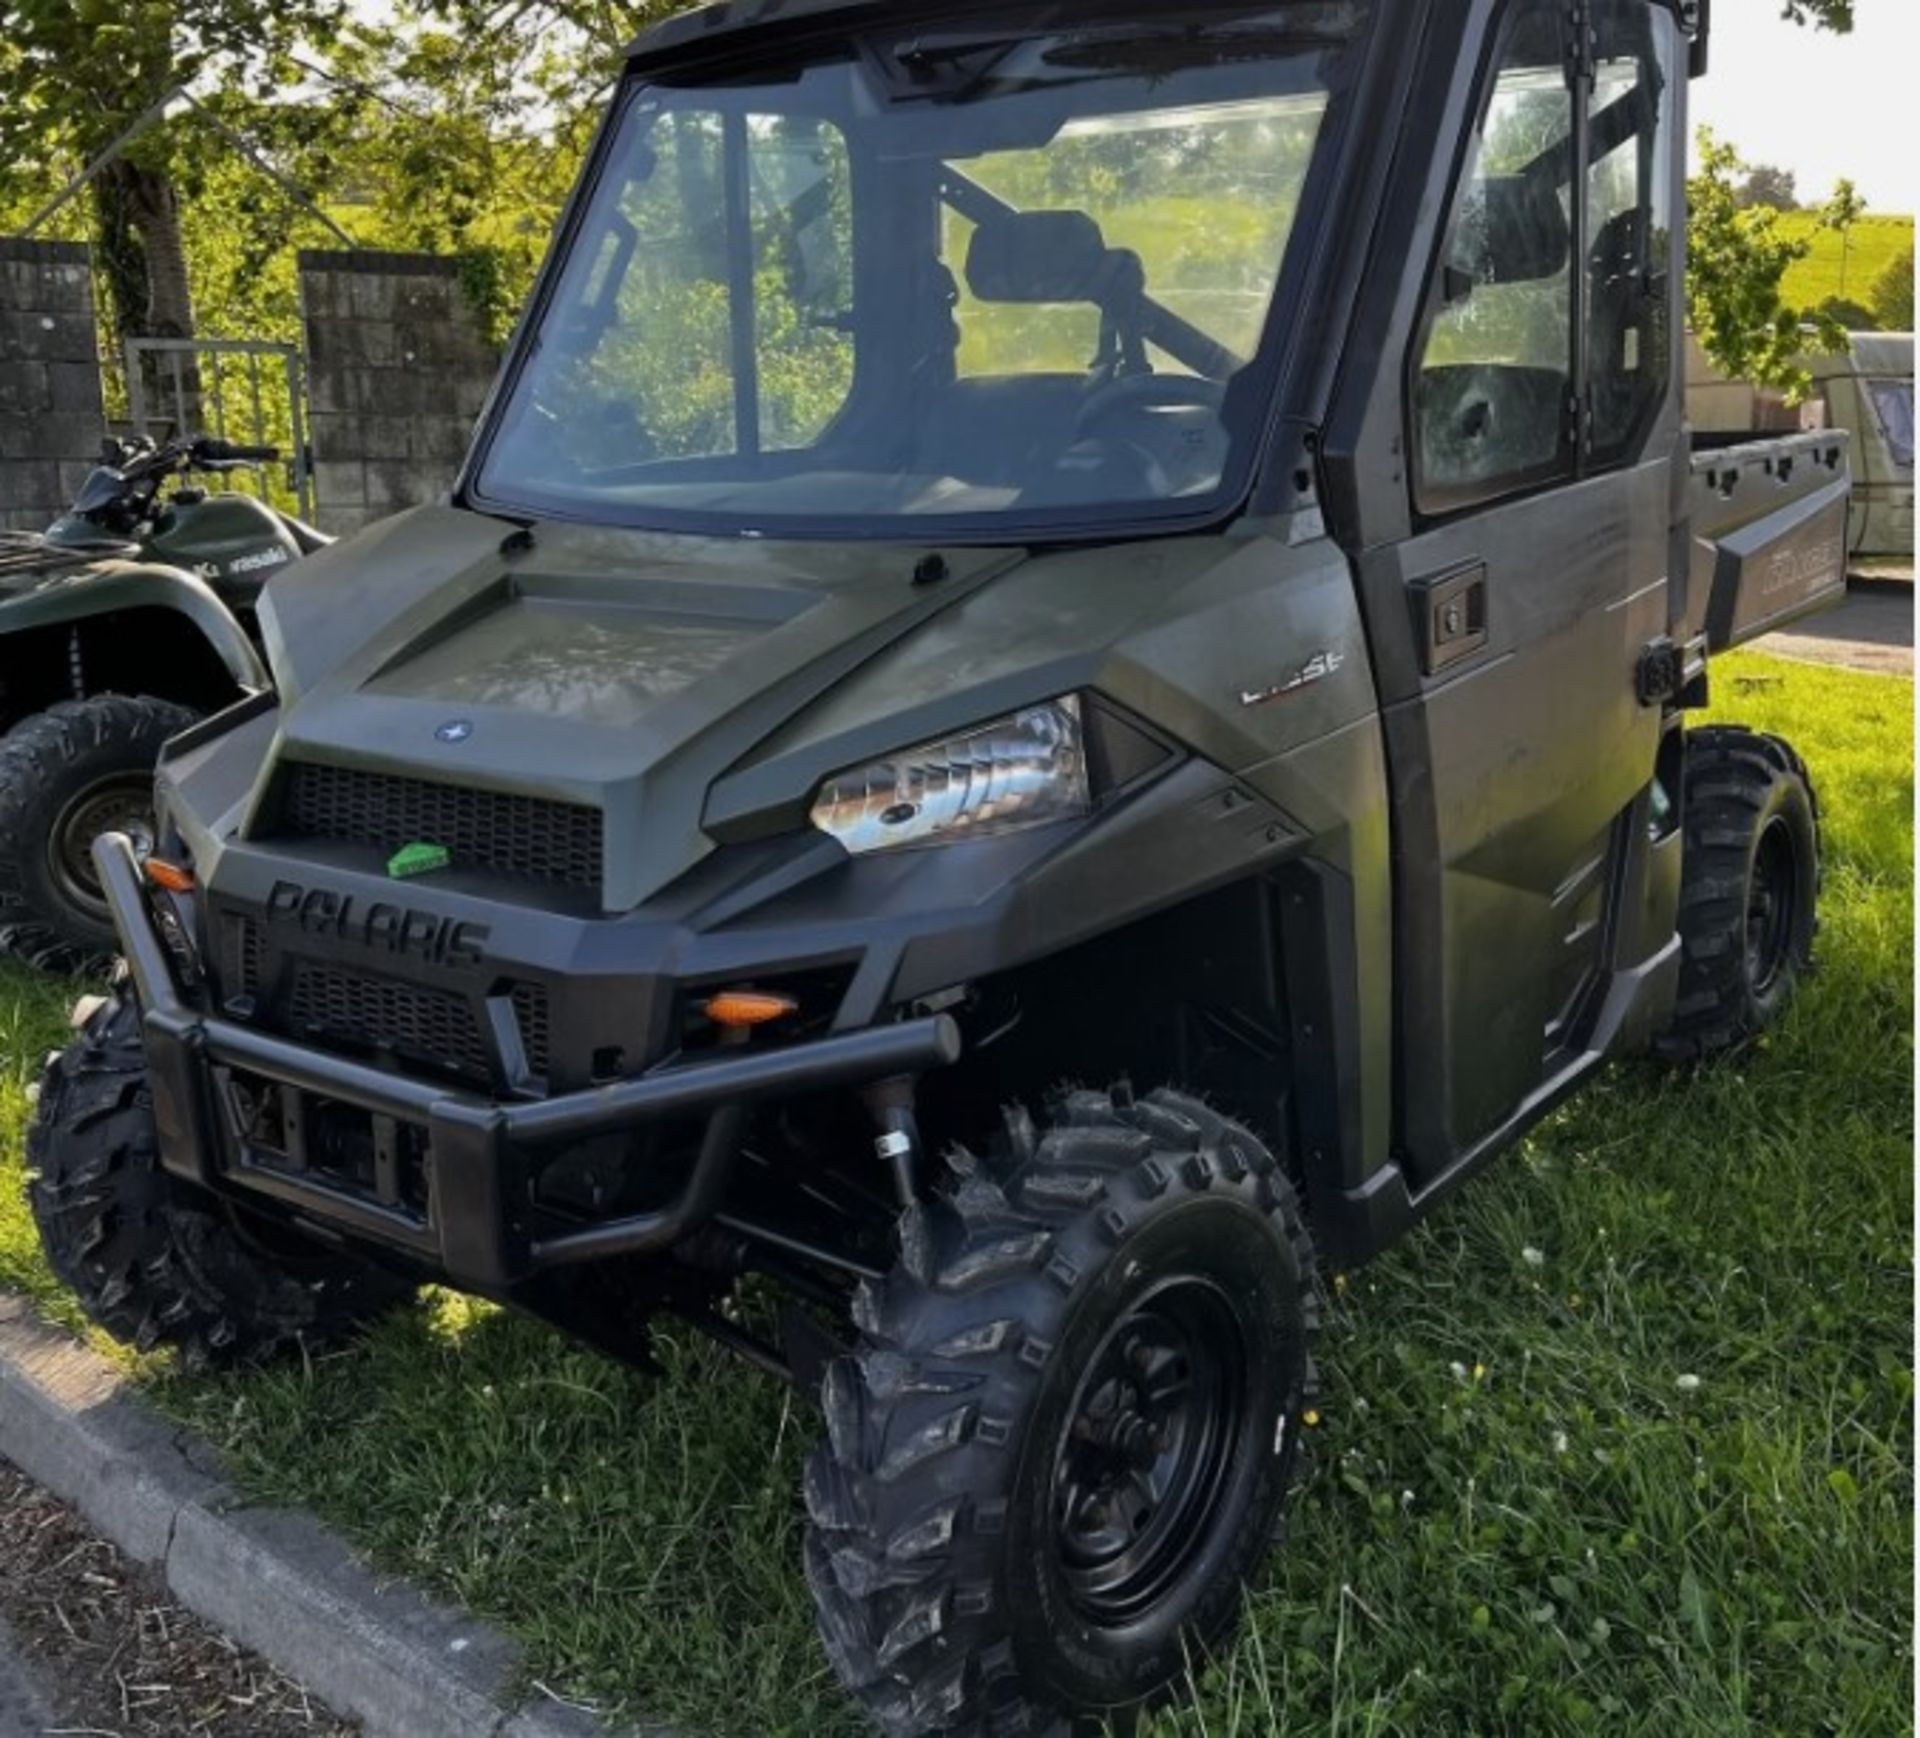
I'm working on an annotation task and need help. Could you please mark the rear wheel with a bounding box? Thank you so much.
[804,1087,1318,1733]
[0,695,197,973]
[27,985,412,1368]
[1656,726,1821,1062]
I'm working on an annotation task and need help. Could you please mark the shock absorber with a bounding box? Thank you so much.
[863,1076,925,1209]
[67,626,85,701]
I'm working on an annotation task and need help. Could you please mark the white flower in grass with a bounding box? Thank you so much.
[1449,1360,1469,1383]
[1523,1246,1546,1268]
[1676,1373,1703,1394]
[1552,1429,1570,1455]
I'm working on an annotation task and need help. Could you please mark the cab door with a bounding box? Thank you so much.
[1361,0,1682,1171]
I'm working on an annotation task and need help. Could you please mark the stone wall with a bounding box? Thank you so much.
[298,251,499,535]
[0,239,107,532]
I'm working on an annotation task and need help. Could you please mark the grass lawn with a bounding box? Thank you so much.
[1778,212,1914,317]
[0,650,1910,1735]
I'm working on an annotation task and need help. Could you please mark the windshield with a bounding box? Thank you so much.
[471,4,1369,539]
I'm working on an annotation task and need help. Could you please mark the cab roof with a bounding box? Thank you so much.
[627,0,936,65]
[628,0,1701,69]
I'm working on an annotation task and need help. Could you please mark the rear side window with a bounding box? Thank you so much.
[1586,0,1677,465]
[1412,1,1576,515]
[1867,380,1915,469]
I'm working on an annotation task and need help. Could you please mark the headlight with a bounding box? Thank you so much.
[810,696,1090,854]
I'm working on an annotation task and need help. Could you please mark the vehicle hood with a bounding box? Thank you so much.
[257,505,1038,907]
[255,504,1347,910]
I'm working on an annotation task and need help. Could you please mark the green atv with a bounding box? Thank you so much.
[0,433,327,969]
[30,0,1845,1731]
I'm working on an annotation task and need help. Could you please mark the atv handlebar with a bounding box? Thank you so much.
[64,433,286,534]
[190,436,280,467]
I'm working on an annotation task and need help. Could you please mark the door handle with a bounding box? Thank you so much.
[1415,562,1489,676]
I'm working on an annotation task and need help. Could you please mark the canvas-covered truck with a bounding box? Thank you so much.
[1690,329,1913,574]
[29,1,1847,1730]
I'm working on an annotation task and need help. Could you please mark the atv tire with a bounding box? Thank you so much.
[805,1087,1318,1735]
[28,986,412,1368]
[0,695,197,974]
[1656,726,1821,1063]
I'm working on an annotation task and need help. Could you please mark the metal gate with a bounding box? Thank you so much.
[125,336,314,519]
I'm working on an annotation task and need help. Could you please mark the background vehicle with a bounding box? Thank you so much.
[1690,329,1914,573]
[28,2,1844,1732]
[0,434,328,968]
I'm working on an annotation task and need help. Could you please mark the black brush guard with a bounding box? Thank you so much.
[94,833,961,1291]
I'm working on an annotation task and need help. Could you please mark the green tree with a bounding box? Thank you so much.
[1821,177,1869,299]
[287,1,683,342]
[1737,164,1798,211]
[1868,245,1915,332]
[0,0,353,352]
[1816,295,1878,333]
[1782,0,1854,28]
[1687,131,1844,400]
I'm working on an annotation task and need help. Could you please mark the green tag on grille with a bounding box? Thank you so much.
[387,840,450,879]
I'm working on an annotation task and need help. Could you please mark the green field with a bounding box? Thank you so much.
[1778,211,1914,319]
[0,651,1910,1735]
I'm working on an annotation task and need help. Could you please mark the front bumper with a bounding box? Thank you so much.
[96,833,960,1290]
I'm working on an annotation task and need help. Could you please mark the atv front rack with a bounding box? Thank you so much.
[95,833,961,1291]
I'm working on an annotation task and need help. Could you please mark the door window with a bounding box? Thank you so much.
[1413,4,1575,514]
[1587,0,1677,463]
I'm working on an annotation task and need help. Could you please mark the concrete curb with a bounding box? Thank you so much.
[0,1293,644,1737]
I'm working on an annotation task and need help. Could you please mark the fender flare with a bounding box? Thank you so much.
[0,557,267,693]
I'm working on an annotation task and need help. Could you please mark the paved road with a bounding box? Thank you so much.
[0,1622,54,1738]
[1757,581,1914,676]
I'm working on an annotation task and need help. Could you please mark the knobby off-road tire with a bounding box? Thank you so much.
[805,1087,1319,1735]
[1656,726,1821,1063]
[0,695,197,974]
[28,986,411,1368]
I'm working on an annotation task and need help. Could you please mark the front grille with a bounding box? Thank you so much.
[287,964,489,1081]
[227,918,554,1086]
[510,982,551,1077]
[277,762,604,891]
[234,913,264,997]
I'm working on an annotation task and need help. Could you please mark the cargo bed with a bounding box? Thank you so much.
[1687,430,1851,651]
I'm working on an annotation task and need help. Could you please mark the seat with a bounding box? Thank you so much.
[278,512,334,554]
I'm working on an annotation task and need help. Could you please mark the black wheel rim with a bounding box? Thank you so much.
[1746,816,1798,999]
[48,775,156,921]
[1048,1278,1247,1628]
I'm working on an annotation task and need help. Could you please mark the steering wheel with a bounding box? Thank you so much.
[1073,372,1228,444]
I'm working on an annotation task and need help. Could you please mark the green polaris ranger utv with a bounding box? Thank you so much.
[0,433,325,968]
[29,0,1846,1729]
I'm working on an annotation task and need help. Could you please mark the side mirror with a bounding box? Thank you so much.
[1687,0,1711,78]
[1447,176,1570,287]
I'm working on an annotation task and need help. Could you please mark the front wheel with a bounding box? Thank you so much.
[805,1087,1319,1733]
[1656,726,1821,1063]
[28,985,413,1367]
[0,695,198,973]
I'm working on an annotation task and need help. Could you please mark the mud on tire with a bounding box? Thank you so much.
[28,986,412,1368]
[804,1086,1319,1734]
[0,695,197,974]
[1656,726,1821,1063]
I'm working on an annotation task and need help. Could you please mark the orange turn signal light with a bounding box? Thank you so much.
[142,857,196,894]
[702,989,798,1029]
